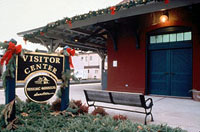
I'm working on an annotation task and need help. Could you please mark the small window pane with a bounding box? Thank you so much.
[150,36,156,44]
[184,32,192,40]
[156,35,163,43]
[163,34,169,43]
[170,33,176,42]
[177,33,183,41]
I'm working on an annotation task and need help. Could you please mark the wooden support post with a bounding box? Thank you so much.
[60,56,70,111]
[5,76,16,121]
[49,39,53,53]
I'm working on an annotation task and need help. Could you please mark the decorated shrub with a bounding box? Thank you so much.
[0,101,186,132]
[91,107,108,116]
[113,114,127,121]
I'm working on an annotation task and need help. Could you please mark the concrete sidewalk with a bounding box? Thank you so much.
[0,79,101,88]
[0,83,200,132]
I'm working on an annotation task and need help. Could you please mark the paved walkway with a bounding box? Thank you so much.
[0,83,200,132]
[0,79,101,88]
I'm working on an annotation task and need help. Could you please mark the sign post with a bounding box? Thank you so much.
[5,76,16,121]
[60,56,70,111]
[0,39,21,124]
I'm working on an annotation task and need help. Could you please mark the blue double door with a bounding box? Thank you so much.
[148,42,192,97]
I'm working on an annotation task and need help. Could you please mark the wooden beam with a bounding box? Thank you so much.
[53,42,61,52]
[44,33,66,40]
[64,28,90,36]
[61,42,100,51]
[107,28,118,51]
[64,40,106,50]
[35,37,50,51]
[50,39,53,53]
[83,28,104,42]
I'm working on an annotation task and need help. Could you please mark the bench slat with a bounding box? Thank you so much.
[111,92,143,107]
[85,90,112,103]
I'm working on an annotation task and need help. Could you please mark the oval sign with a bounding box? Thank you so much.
[25,74,57,103]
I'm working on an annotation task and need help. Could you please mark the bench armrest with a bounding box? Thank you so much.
[145,98,153,109]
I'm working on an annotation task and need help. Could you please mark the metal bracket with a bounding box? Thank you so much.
[100,23,118,51]
[108,28,118,51]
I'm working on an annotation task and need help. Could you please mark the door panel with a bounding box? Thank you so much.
[148,29,192,97]
[170,48,192,96]
[149,50,170,95]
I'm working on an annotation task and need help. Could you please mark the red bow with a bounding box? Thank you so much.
[110,7,116,15]
[40,32,45,36]
[66,20,72,28]
[165,0,169,4]
[0,42,22,65]
[66,48,75,68]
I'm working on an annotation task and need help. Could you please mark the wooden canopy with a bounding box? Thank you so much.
[17,0,200,54]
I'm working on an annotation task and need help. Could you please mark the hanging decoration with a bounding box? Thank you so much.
[110,7,116,15]
[0,42,22,65]
[63,46,75,69]
[165,0,169,4]
[66,20,72,28]
[40,32,45,36]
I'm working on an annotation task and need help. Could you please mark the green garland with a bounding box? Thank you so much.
[0,42,24,89]
[1,55,16,88]
[23,0,159,41]
[60,69,78,89]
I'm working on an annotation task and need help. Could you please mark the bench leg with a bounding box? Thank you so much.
[150,113,154,121]
[144,115,147,125]
[144,108,154,125]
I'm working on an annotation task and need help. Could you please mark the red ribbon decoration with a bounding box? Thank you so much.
[165,0,169,4]
[66,48,75,68]
[40,32,44,36]
[0,42,22,65]
[66,20,72,28]
[110,6,116,15]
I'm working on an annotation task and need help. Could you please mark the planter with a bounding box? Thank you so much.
[192,89,200,101]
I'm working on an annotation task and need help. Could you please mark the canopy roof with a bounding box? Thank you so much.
[17,0,200,53]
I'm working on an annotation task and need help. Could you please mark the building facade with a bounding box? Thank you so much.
[18,0,200,98]
[72,53,102,80]
[107,5,200,97]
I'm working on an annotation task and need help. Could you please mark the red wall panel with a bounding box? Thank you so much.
[107,33,146,93]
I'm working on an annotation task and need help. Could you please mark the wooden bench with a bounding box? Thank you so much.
[84,90,154,125]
